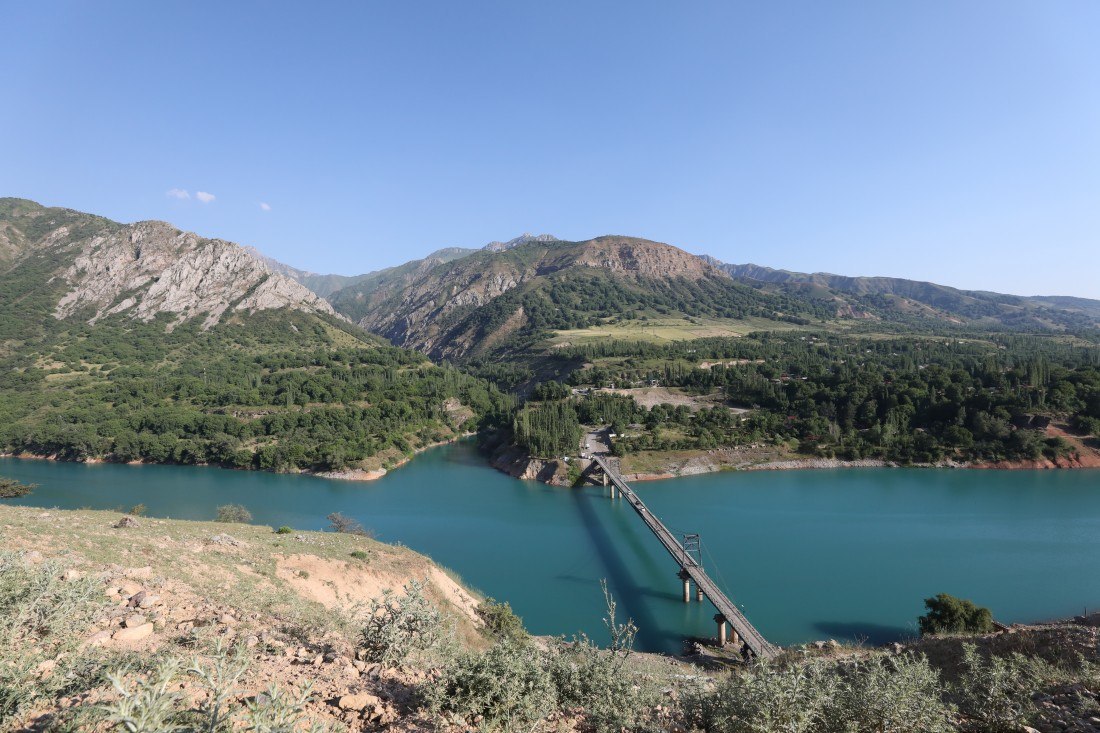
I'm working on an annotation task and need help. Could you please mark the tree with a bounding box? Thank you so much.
[918,593,994,636]
[327,511,371,537]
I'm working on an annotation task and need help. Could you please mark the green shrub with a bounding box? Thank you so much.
[421,639,557,731]
[475,597,526,643]
[548,581,661,732]
[128,503,147,516]
[919,594,995,636]
[349,550,369,561]
[358,580,449,668]
[275,525,293,534]
[215,504,252,524]
[837,654,953,733]
[686,659,841,733]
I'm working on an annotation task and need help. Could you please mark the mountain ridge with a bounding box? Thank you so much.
[0,198,338,337]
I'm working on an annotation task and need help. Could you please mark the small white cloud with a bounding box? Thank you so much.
[195,191,216,203]
[166,188,190,200]
[259,202,271,211]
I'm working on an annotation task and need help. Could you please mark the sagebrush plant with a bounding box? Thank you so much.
[687,658,842,733]
[358,579,452,667]
[215,503,252,523]
[0,552,106,721]
[952,643,1052,731]
[101,658,186,733]
[837,654,954,733]
[421,638,558,731]
[549,581,661,733]
[100,648,343,733]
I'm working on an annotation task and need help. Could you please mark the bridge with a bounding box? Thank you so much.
[585,454,779,660]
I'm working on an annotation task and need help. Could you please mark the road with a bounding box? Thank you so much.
[581,428,611,458]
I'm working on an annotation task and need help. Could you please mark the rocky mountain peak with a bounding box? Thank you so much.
[0,202,340,331]
[483,233,559,252]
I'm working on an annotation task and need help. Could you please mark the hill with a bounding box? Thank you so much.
[330,235,826,362]
[0,199,512,473]
[708,259,1100,332]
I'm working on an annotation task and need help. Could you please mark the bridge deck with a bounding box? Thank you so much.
[592,456,778,659]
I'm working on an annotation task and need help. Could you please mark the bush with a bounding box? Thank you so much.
[548,581,661,732]
[128,503,147,516]
[838,654,953,733]
[686,659,841,733]
[476,598,526,643]
[687,653,953,733]
[952,643,1053,731]
[349,550,369,561]
[275,525,293,534]
[327,511,371,536]
[359,580,449,668]
[421,639,557,731]
[918,593,995,636]
[215,504,252,524]
[0,477,34,499]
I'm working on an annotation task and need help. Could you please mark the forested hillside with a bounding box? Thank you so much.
[0,310,512,472]
[516,332,1100,466]
[0,200,512,473]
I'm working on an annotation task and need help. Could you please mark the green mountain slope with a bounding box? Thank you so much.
[710,260,1100,331]
[331,235,828,362]
[0,200,512,472]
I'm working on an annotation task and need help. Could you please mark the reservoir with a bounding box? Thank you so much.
[3,443,1099,654]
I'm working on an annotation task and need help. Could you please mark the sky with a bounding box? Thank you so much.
[2,2,1099,298]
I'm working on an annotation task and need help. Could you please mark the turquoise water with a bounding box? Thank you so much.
[3,445,1099,654]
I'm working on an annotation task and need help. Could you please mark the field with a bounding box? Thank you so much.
[548,315,804,347]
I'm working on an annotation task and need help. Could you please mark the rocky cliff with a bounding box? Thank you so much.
[1,198,338,331]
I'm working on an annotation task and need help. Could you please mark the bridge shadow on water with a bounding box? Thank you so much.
[812,620,913,646]
[568,485,689,651]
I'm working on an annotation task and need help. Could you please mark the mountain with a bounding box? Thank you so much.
[483,233,559,252]
[328,246,478,323]
[0,198,336,340]
[330,235,823,361]
[0,199,511,473]
[240,246,374,299]
[705,258,1100,331]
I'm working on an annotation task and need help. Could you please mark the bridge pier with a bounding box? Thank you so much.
[715,614,728,646]
[678,569,691,603]
[696,585,704,602]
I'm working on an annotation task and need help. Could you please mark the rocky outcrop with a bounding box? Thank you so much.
[0,202,339,330]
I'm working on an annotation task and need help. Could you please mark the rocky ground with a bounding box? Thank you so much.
[0,505,485,732]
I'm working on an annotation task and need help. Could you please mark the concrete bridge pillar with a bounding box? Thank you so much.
[696,585,704,602]
[678,569,691,603]
[715,614,728,646]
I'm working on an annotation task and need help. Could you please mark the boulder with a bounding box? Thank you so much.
[123,614,147,628]
[138,593,161,609]
[113,623,154,642]
[113,516,139,529]
[336,692,382,712]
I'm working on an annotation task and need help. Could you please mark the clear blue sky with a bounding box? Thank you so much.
[3,2,1099,297]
